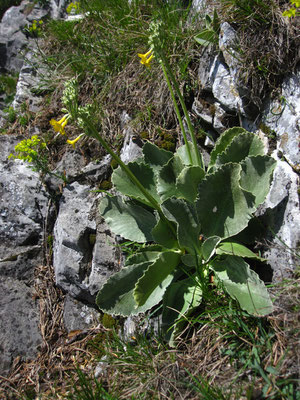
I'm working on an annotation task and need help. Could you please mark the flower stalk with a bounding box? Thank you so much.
[146,20,204,169]
[161,53,204,169]
[160,60,193,165]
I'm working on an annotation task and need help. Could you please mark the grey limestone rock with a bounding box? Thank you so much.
[63,294,100,333]
[49,0,68,19]
[46,151,112,193]
[120,111,144,164]
[11,49,50,113]
[196,46,217,91]
[219,22,240,81]
[0,277,42,376]
[0,135,49,281]
[53,182,120,303]
[259,157,300,280]
[211,57,244,114]
[262,69,300,169]
[0,0,49,72]
[53,182,97,302]
[0,136,47,376]
[0,0,68,74]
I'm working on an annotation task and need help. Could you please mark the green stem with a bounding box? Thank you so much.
[160,61,193,165]
[161,55,204,169]
[81,116,177,237]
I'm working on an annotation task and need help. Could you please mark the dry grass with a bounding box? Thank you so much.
[213,0,300,109]
[0,261,298,400]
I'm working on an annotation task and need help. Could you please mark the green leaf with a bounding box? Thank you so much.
[176,142,200,166]
[210,255,273,316]
[201,236,221,261]
[212,9,220,32]
[196,163,255,239]
[142,141,173,174]
[194,29,218,46]
[125,251,161,266]
[151,216,178,249]
[99,196,156,242]
[181,253,202,269]
[215,132,265,167]
[96,255,159,316]
[216,242,265,261]
[176,166,205,203]
[240,155,276,207]
[209,127,247,169]
[162,197,201,253]
[157,155,184,202]
[112,162,160,207]
[134,251,181,306]
[162,277,202,343]
[205,14,212,27]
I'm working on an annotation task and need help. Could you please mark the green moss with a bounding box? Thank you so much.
[89,234,96,245]
[110,158,119,170]
[159,139,176,152]
[155,130,176,152]
[101,313,118,329]
[259,122,276,139]
[99,180,112,190]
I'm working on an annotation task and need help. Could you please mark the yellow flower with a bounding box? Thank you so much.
[67,134,84,149]
[50,115,68,135]
[137,49,154,68]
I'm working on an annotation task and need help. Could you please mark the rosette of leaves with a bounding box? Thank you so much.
[96,127,276,343]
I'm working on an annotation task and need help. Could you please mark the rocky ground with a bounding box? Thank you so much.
[0,0,299,394]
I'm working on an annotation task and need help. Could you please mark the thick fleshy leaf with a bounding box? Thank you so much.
[151,217,178,249]
[162,277,203,343]
[112,162,160,207]
[99,196,156,242]
[240,155,276,207]
[181,253,201,268]
[125,251,161,266]
[215,132,265,167]
[196,163,255,239]
[157,155,184,202]
[216,242,265,261]
[209,127,247,169]
[210,255,273,315]
[96,256,159,316]
[176,166,205,203]
[142,141,173,173]
[134,251,181,306]
[201,236,221,261]
[176,142,200,166]
[162,197,201,253]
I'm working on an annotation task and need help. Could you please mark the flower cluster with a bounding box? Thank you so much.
[66,1,81,15]
[25,19,43,37]
[148,20,164,62]
[137,49,154,68]
[283,0,300,17]
[50,115,68,135]
[8,135,49,173]
[137,20,165,69]
[50,78,91,148]
[62,78,78,108]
